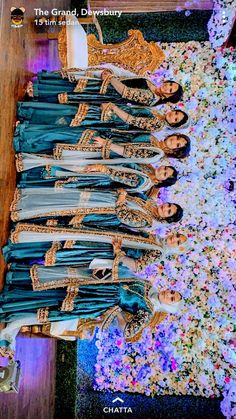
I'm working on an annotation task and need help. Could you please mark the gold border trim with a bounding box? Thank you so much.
[61,286,79,311]
[99,73,113,95]
[101,102,113,122]
[45,242,62,266]
[112,250,126,281]
[58,92,68,104]
[70,103,89,127]
[15,153,23,172]
[11,223,157,246]
[78,129,96,145]
[37,307,49,323]
[102,139,112,160]
[63,240,76,249]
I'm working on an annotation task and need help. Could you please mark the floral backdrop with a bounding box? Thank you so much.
[93,41,236,417]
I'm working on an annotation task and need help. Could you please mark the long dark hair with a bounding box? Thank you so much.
[157,81,183,105]
[168,110,188,128]
[155,166,178,188]
[164,134,191,159]
[165,203,183,223]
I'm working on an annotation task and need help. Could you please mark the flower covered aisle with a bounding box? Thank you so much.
[94,42,236,414]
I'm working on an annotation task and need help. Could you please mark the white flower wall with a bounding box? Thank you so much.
[94,42,235,416]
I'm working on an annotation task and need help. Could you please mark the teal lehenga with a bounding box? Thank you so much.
[10,187,159,229]
[14,123,157,153]
[0,266,154,356]
[0,78,176,357]
[0,224,168,356]
[32,70,161,106]
[17,102,166,131]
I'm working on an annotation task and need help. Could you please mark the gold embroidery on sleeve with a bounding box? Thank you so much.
[70,103,89,127]
[45,242,62,266]
[61,286,79,311]
[37,307,49,323]
[102,140,112,159]
[58,92,68,103]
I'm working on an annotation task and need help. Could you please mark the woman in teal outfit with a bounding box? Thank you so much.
[14,123,191,159]
[10,187,183,231]
[0,262,183,357]
[16,155,179,194]
[28,69,183,106]
[3,231,187,270]
[17,101,188,131]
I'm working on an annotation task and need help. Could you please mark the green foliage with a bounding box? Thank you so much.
[85,11,212,43]
[55,340,77,419]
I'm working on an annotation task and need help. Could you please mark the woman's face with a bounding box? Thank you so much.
[155,166,174,181]
[166,110,184,126]
[164,135,186,150]
[159,289,182,304]
[166,232,187,247]
[160,81,179,96]
[157,203,177,219]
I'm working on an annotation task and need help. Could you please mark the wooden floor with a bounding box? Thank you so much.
[0,335,57,419]
[0,0,70,289]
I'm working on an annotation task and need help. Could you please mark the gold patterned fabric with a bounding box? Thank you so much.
[101,306,122,331]
[46,219,59,227]
[11,223,157,249]
[115,200,153,228]
[70,103,89,127]
[74,77,89,93]
[135,250,162,272]
[102,139,112,159]
[0,347,15,359]
[58,93,68,103]
[37,307,49,323]
[61,287,79,312]
[78,128,96,145]
[63,240,76,249]
[123,144,157,159]
[87,30,165,76]
[126,114,164,131]
[104,167,140,187]
[124,309,151,340]
[69,214,85,228]
[122,85,157,106]
[45,242,62,266]
[101,102,113,122]
[99,73,114,94]
[111,250,126,281]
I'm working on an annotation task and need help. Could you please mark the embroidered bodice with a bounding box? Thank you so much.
[135,249,162,271]
[126,114,164,131]
[103,166,140,187]
[124,309,152,338]
[122,86,157,106]
[115,196,154,228]
[123,144,157,159]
